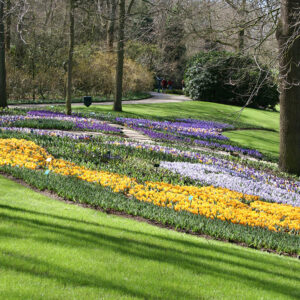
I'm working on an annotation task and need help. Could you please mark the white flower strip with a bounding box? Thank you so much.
[160,161,300,207]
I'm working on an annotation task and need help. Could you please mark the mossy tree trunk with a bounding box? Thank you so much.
[238,0,246,51]
[5,0,11,52]
[114,0,125,112]
[277,0,300,174]
[0,0,7,108]
[66,0,74,116]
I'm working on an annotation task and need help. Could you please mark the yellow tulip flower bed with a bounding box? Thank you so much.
[1,138,299,234]
[0,138,49,170]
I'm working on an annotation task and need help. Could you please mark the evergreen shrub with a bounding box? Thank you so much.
[185,51,279,110]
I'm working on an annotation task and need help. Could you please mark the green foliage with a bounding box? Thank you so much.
[185,51,279,110]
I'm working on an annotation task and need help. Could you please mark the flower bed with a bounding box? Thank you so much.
[115,117,262,158]
[160,161,300,207]
[0,127,93,140]
[1,111,262,158]
[0,111,121,133]
[116,117,232,140]
[1,138,299,235]
[106,140,300,205]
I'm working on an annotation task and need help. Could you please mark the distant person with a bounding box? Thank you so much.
[162,79,167,92]
[168,80,173,90]
[181,79,185,91]
[156,76,162,93]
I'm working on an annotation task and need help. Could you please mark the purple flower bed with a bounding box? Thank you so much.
[176,118,233,130]
[106,140,218,162]
[0,115,27,125]
[0,111,121,133]
[115,117,261,158]
[160,161,300,207]
[124,124,262,158]
[194,140,262,158]
[116,117,230,140]
[0,127,93,140]
[27,111,120,132]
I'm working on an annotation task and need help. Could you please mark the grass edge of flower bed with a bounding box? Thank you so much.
[1,165,299,256]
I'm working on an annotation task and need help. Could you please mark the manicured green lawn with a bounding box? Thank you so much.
[75,101,280,130]
[0,175,299,299]
[225,130,280,158]
[75,101,280,159]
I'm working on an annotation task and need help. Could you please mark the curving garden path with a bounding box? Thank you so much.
[66,125,276,166]
[8,92,191,109]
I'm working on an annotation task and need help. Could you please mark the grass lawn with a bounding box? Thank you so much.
[0,175,299,300]
[74,101,280,159]
[225,130,280,158]
[74,101,280,130]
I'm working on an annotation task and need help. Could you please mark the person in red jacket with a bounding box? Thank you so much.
[161,79,167,92]
[167,80,173,90]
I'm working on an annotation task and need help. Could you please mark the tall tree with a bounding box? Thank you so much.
[0,0,7,108]
[5,0,11,51]
[66,0,75,115]
[113,0,126,112]
[237,0,246,51]
[106,0,117,51]
[277,0,300,174]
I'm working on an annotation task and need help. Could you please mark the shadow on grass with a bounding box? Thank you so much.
[0,204,299,299]
[0,203,293,270]
[0,249,170,300]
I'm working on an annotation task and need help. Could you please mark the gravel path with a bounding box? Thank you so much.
[8,92,191,109]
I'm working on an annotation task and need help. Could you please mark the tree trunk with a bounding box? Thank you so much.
[277,0,300,174]
[114,0,125,112]
[107,0,117,51]
[5,0,11,51]
[238,28,245,51]
[66,0,75,116]
[0,1,7,108]
[31,38,36,101]
[15,23,25,68]
[238,0,246,51]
